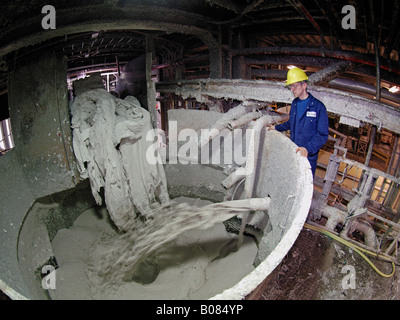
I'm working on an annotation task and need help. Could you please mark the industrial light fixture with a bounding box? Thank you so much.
[0,118,14,154]
[389,86,399,93]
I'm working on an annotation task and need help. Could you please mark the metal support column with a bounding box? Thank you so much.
[313,154,342,219]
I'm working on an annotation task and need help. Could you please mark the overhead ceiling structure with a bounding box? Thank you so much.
[0,0,399,94]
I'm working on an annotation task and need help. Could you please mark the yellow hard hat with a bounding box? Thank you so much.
[285,67,308,86]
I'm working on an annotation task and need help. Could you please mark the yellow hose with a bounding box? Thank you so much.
[304,223,396,278]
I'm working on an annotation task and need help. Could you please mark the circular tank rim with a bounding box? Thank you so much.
[210,156,313,300]
[0,279,29,300]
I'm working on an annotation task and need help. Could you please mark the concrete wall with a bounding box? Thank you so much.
[0,53,78,299]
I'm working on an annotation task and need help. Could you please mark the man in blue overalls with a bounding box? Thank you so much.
[271,67,329,177]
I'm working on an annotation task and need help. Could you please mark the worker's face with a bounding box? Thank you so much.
[289,81,306,98]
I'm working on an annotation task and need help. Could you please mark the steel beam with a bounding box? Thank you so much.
[156,79,400,134]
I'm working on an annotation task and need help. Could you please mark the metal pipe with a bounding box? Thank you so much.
[364,126,376,168]
[222,167,247,189]
[223,114,289,190]
[328,78,400,104]
[198,102,249,150]
[115,55,120,77]
[250,68,400,105]
[344,219,378,248]
[373,40,382,101]
[231,47,400,75]
[0,118,14,151]
[250,66,400,105]
[368,0,382,102]
[250,67,400,105]
[227,111,262,130]
[313,153,342,220]
[237,116,273,247]
[243,116,271,199]
[308,60,356,84]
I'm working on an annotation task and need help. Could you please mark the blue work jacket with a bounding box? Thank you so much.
[275,93,329,174]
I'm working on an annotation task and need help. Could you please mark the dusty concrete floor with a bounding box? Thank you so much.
[247,224,400,300]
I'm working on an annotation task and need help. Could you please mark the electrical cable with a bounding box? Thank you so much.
[304,222,396,278]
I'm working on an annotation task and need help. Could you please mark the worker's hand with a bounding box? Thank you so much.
[296,147,308,158]
[267,125,275,130]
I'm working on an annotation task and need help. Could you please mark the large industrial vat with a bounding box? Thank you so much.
[0,101,313,299]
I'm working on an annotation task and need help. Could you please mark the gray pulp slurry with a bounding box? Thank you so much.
[63,91,263,300]
[49,197,258,300]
